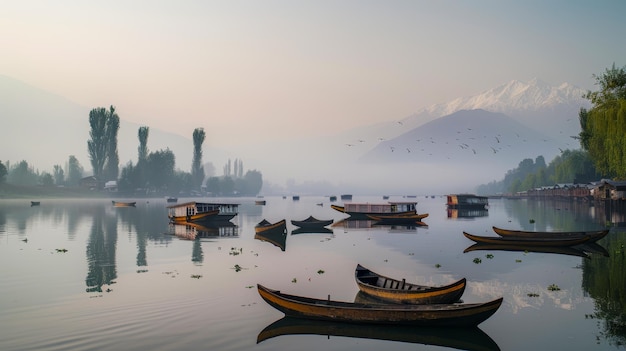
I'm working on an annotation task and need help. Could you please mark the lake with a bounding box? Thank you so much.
[0,196,624,351]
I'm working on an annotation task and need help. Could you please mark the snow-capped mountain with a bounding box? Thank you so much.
[407,78,587,123]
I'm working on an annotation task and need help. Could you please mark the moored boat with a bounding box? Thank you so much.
[447,194,488,209]
[366,213,429,224]
[167,202,238,223]
[257,284,502,327]
[255,220,288,251]
[112,201,136,207]
[331,202,418,220]
[166,196,178,203]
[30,201,40,206]
[463,231,592,247]
[355,264,465,304]
[492,226,609,242]
[290,216,334,228]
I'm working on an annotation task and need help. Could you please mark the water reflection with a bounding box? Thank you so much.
[463,242,591,258]
[254,226,288,251]
[582,227,626,346]
[86,209,118,293]
[447,208,489,219]
[168,222,239,240]
[257,317,501,351]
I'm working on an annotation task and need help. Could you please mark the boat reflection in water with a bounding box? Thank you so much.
[291,227,334,235]
[463,241,609,259]
[257,317,500,351]
[255,220,288,251]
[447,208,489,219]
[168,222,238,241]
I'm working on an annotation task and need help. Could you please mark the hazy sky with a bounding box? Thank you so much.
[2,0,625,148]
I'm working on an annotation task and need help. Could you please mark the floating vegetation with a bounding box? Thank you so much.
[515,259,522,263]
[485,254,494,259]
[136,269,148,273]
[56,248,68,253]
[233,264,243,272]
[291,278,297,283]
[435,263,441,268]
[473,258,482,264]
[229,247,243,256]
[317,269,325,274]
[527,293,539,297]
[529,219,535,223]
[191,274,202,279]
[246,285,254,289]
[547,284,561,291]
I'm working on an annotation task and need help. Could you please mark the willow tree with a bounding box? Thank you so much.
[578,64,626,179]
[191,128,206,189]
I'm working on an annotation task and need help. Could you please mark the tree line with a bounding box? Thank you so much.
[478,64,626,195]
[0,107,263,197]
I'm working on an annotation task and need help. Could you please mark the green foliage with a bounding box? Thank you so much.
[87,106,119,182]
[191,128,206,189]
[53,165,64,185]
[0,161,7,183]
[578,64,626,180]
[7,160,38,186]
[66,155,83,186]
[40,172,54,187]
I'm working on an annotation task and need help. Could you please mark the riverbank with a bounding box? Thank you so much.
[0,183,106,199]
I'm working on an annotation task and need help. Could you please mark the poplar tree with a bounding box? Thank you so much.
[191,128,206,189]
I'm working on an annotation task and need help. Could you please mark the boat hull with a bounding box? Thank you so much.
[169,209,219,223]
[492,226,609,242]
[463,231,592,247]
[355,264,465,304]
[257,284,502,327]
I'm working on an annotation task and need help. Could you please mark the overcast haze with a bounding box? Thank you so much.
[2,1,626,194]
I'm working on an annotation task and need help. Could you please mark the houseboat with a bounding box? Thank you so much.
[167,201,239,224]
[331,201,417,219]
[446,194,489,210]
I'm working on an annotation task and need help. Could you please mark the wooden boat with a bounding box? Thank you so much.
[255,219,287,234]
[492,226,609,242]
[165,197,178,203]
[167,202,238,223]
[366,213,429,224]
[340,194,352,200]
[290,216,334,228]
[355,264,466,304]
[331,201,418,219]
[447,194,488,209]
[112,201,136,207]
[257,284,502,327]
[329,195,337,202]
[30,201,40,206]
[255,200,266,205]
[257,317,501,351]
[255,220,287,251]
[463,243,590,259]
[463,231,592,247]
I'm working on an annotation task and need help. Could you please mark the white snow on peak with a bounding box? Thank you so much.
[413,78,588,119]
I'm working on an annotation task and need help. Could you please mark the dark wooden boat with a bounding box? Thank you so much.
[355,264,466,304]
[366,213,429,224]
[257,317,501,351]
[112,201,136,207]
[257,284,502,327]
[255,220,287,251]
[255,219,287,234]
[165,197,178,203]
[463,231,592,247]
[447,194,489,209]
[291,216,334,228]
[463,243,590,259]
[30,201,40,206]
[492,226,609,242]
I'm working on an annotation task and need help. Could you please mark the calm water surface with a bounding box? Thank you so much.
[1,196,625,350]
